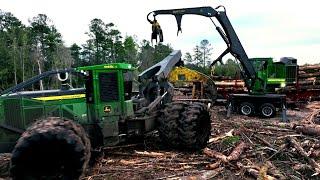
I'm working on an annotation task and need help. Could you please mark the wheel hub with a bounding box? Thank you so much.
[262,106,273,117]
[241,105,252,115]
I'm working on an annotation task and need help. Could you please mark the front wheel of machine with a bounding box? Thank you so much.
[158,102,187,148]
[10,117,91,180]
[178,103,211,150]
[260,103,276,118]
[239,102,255,116]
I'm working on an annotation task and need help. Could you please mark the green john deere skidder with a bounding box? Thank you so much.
[0,50,211,179]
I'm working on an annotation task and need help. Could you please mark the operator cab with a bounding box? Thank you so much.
[76,63,135,145]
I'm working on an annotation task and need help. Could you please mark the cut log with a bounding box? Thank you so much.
[295,124,320,136]
[246,168,276,180]
[299,65,320,71]
[207,161,221,169]
[227,141,247,161]
[208,129,234,143]
[299,72,320,78]
[211,76,239,80]
[204,141,247,164]
[134,151,166,158]
[203,148,228,163]
[215,81,245,87]
[287,80,320,86]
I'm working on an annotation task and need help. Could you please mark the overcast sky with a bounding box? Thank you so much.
[1,0,320,65]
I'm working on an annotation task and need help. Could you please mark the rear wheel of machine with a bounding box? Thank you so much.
[239,102,254,116]
[10,117,91,180]
[179,103,211,150]
[260,103,276,118]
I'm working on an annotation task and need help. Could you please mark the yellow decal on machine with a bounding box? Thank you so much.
[104,105,112,113]
[104,65,115,69]
[33,94,85,101]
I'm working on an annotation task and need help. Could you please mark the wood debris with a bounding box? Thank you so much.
[2,102,320,179]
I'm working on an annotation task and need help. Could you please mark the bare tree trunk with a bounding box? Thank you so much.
[20,47,25,82]
[203,50,206,68]
[36,45,44,90]
[13,57,17,85]
[13,41,18,85]
[37,60,43,90]
[32,63,35,90]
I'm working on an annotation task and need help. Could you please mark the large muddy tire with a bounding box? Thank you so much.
[10,117,91,180]
[158,102,211,150]
[179,103,211,150]
[158,102,186,148]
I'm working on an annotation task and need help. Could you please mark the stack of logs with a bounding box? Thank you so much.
[286,64,320,89]
[211,76,247,99]
[284,64,320,101]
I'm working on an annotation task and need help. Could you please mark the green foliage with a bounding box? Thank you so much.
[123,36,138,66]
[183,52,193,64]
[185,64,211,75]
[184,40,240,78]
[199,39,212,68]
[193,45,202,66]
[138,41,173,71]
[0,10,173,91]
[213,59,241,78]
[222,136,240,147]
[70,43,84,67]
[83,19,120,64]
[182,39,214,75]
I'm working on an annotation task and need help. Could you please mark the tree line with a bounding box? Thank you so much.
[183,39,240,78]
[0,10,173,91]
[0,9,240,91]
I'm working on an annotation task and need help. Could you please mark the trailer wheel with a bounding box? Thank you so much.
[179,103,211,150]
[10,117,91,180]
[158,102,186,148]
[260,103,276,118]
[239,102,254,116]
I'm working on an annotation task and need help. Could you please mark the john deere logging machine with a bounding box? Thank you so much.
[0,50,211,179]
[148,6,298,119]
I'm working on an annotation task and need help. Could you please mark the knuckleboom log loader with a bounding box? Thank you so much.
[147,6,298,119]
[0,50,211,179]
[168,66,217,103]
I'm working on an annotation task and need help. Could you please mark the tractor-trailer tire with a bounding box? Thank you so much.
[229,93,286,118]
